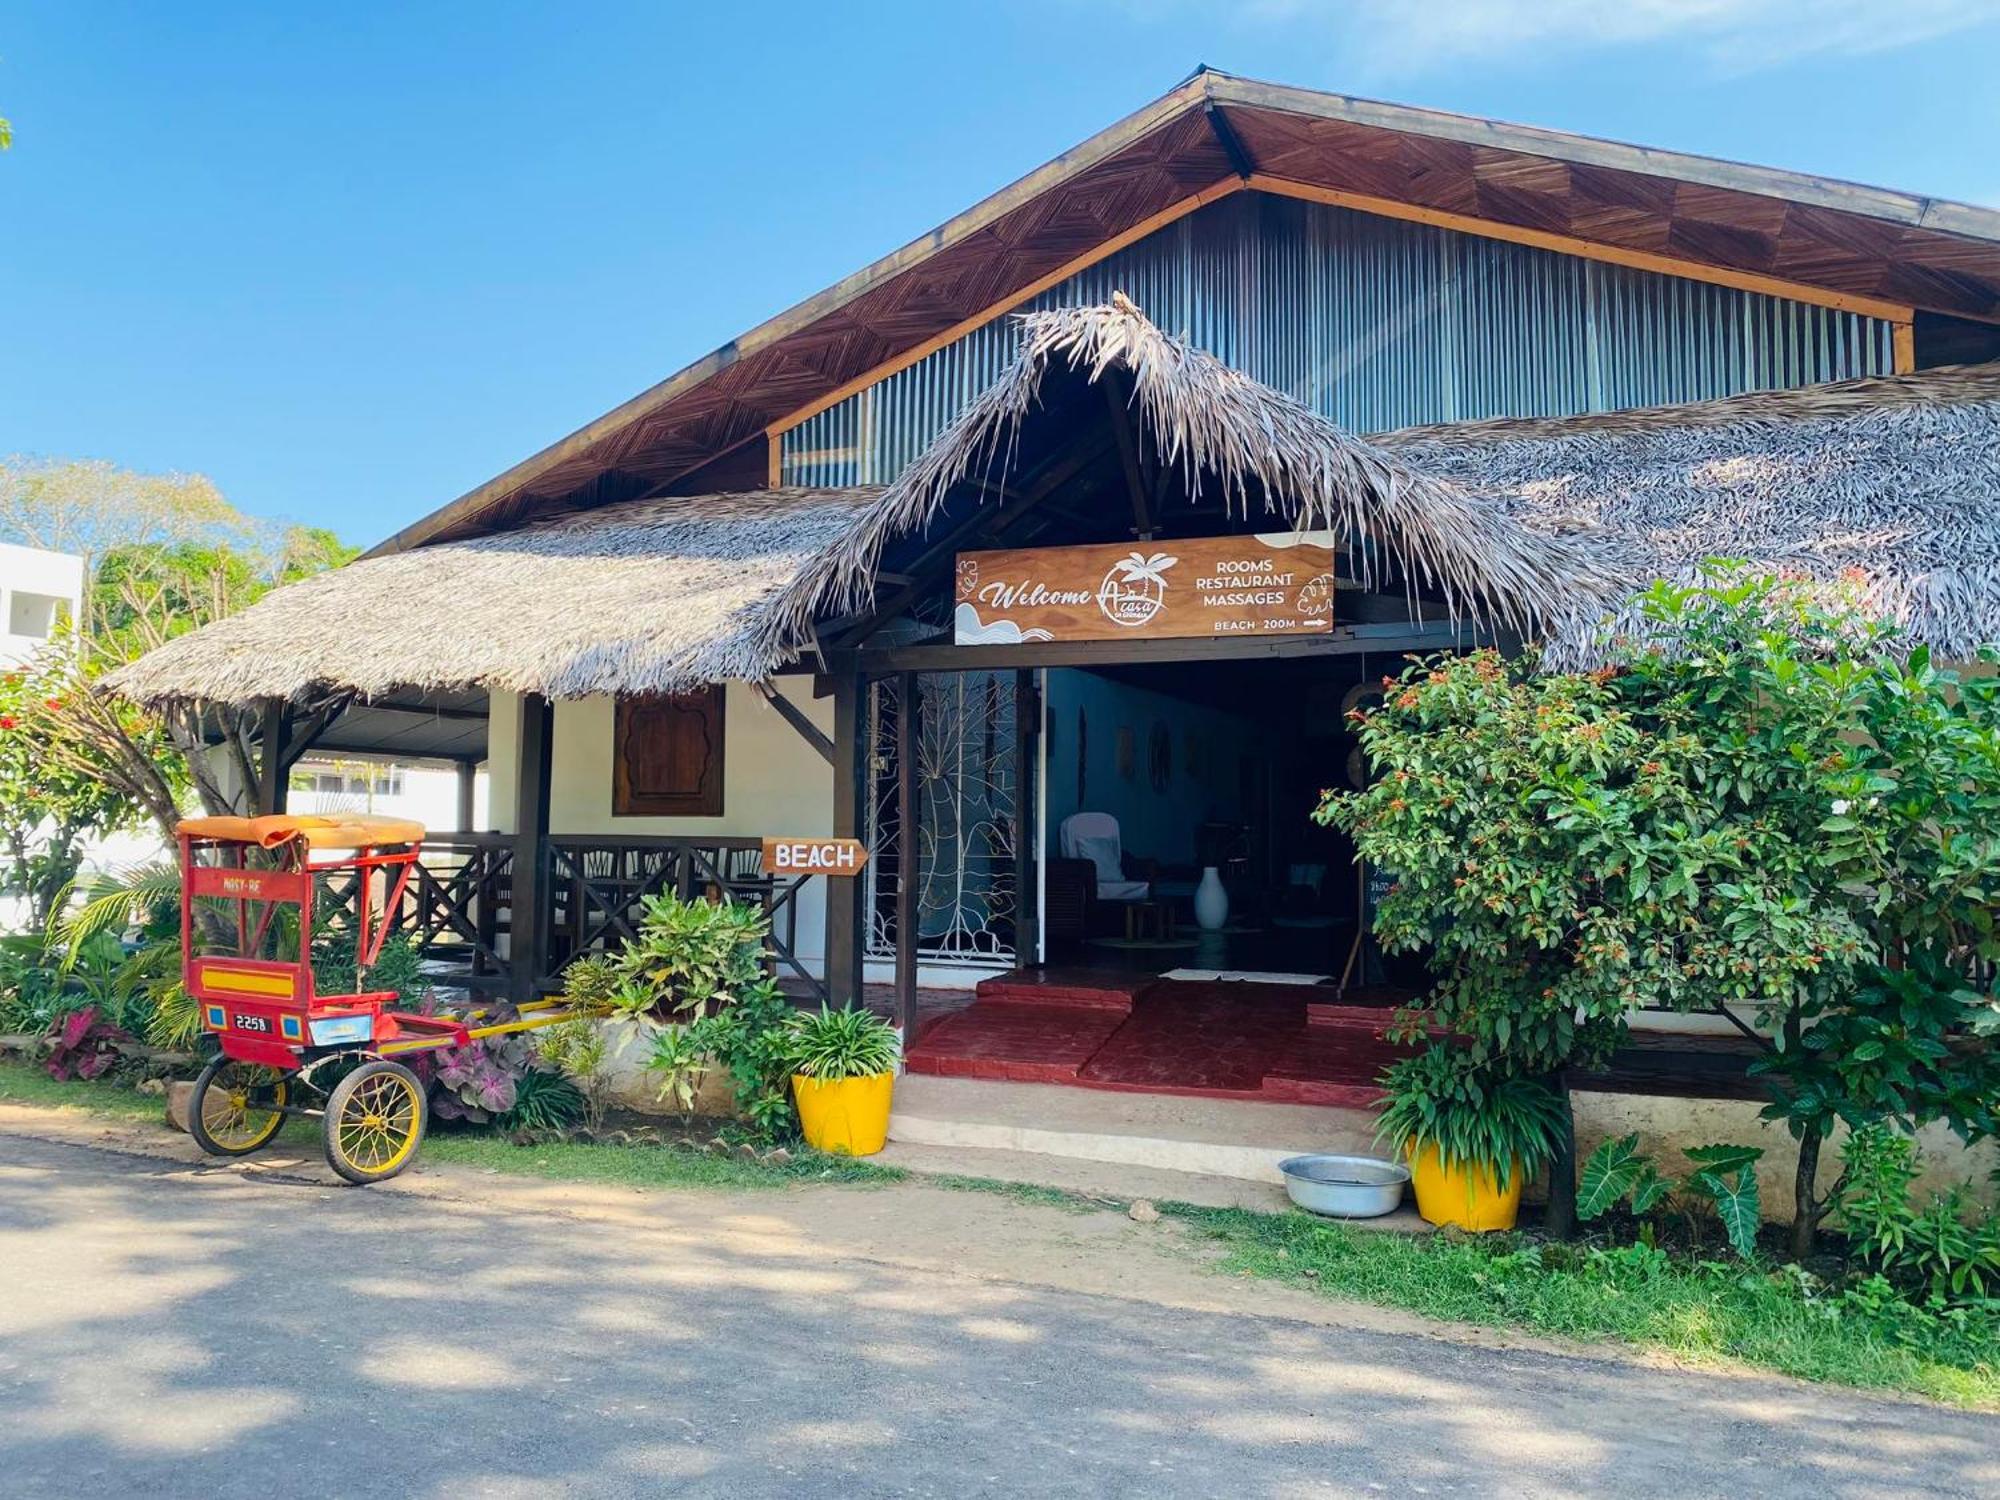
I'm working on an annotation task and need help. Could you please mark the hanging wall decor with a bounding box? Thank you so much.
[1076,708,1088,806]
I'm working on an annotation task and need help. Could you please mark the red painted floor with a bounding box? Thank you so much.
[904,972,1407,1103]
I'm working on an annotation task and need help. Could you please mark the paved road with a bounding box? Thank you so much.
[0,1133,1994,1499]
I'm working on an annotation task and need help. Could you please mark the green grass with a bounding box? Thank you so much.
[0,1058,901,1188]
[422,1130,906,1191]
[0,1058,162,1120]
[1165,1203,2000,1410]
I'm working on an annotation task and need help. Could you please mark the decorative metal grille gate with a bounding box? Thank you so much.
[866,672,1018,966]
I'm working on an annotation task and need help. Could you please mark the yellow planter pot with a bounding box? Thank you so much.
[792,1072,895,1156]
[1408,1144,1522,1231]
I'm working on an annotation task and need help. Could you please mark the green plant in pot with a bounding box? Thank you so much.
[785,1005,901,1157]
[1375,1045,1565,1231]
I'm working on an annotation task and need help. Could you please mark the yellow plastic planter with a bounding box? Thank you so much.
[792,1072,895,1156]
[1408,1144,1522,1231]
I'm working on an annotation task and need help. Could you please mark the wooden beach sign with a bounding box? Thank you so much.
[954,533,1338,645]
[760,837,871,876]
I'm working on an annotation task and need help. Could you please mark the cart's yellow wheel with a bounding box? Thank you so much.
[188,1056,290,1156]
[322,1059,427,1185]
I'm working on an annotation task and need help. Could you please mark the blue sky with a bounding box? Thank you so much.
[3,1,1997,546]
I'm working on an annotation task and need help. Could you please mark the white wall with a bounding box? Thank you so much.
[290,759,487,832]
[488,683,837,966]
[0,542,85,668]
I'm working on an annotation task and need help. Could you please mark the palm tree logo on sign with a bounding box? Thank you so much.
[1096,550,1178,629]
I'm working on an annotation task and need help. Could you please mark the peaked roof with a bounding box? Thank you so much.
[371,69,2000,558]
[779,297,1631,648]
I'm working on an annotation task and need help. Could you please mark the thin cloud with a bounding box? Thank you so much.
[1163,0,2000,77]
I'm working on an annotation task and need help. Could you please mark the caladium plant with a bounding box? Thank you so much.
[44,1005,131,1081]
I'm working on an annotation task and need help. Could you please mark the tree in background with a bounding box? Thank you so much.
[0,664,147,930]
[1,457,356,845]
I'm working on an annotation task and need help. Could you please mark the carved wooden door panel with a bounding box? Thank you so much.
[614,687,724,816]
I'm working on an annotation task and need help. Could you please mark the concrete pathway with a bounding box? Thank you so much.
[0,1119,1994,1498]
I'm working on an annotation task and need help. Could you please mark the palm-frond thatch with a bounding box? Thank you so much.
[107,300,2000,710]
[1374,361,2000,666]
[774,295,1634,648]
[107,488,881,707]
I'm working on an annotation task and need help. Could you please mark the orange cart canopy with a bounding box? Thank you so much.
[177,813,427,850]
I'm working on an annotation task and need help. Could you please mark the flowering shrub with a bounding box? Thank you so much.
[1324,569,2000,1255]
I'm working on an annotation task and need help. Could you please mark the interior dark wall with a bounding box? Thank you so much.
[1914,311,2000,369]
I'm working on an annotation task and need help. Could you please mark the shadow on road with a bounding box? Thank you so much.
[0,1135,1993,1498]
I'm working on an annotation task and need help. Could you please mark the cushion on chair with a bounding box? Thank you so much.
[1059,812,1150,902]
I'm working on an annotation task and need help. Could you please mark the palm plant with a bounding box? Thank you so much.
[50,860,181,965]
[786,1005,901,1081]
[1374,1045,1566,1193]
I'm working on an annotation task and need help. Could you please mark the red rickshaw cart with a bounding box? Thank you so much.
[177,812,572,1184]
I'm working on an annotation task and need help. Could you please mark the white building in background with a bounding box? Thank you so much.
[0,542,84,668]
[288,756,488,832]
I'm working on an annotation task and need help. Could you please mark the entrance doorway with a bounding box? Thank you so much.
[1037,655,1420,991]
[898,651,1437,1101]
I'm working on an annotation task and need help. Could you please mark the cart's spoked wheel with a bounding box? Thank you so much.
[322,1059,427,1185]
[188,1057,291,1156]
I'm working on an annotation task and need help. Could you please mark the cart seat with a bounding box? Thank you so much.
[177,813,428,850]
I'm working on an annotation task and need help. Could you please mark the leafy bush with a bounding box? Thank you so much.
[1836,1126,2000,1304]
[43,1005,131,1080]
[1373,1045,1566,1192]
[646,1023,705,1115]
[557,953,622,1011]
[679,980,800,1142]
[538,1014,611,1132]
[146,981,203,1052]
[1575,1134,1766,1257]
[0,933,73,1035]
[1324,570,2000,1255]
[1575,1132,1672,1220]
[311,927,428,1008]
[498,1066,586,1133]
[786,1005,900,1080]
[614,890,772,1018]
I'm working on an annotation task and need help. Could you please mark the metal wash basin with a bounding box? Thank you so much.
[1277,1154,1410,1218]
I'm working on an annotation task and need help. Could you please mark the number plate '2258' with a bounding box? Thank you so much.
[232,1013,272,1034]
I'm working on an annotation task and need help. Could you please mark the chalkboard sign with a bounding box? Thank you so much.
[1362,861,1397,923]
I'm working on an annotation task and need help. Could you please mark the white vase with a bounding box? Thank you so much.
[1194,866,1229,931]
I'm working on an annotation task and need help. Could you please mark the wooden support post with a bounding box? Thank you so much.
[1012,669,1040,969]
[894,672,919,1037]
[510,693,554,1002]
[752,679,835,765]
[824,673,867,1009]
[456,760,478,831]
[255,698,291,816]
[1105,373,1153,539]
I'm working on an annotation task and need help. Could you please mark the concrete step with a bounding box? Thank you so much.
[886,1074,1382,1185]
[876,1140,1430,1232]
[874,1140,1295,1212]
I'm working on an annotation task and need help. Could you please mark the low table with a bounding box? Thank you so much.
[1122,899,1177,943]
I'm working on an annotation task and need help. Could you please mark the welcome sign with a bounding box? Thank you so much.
[954,533,1338,645]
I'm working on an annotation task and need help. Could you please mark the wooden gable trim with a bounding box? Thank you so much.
[1246,174,1916,326]
[764,179,1245,445]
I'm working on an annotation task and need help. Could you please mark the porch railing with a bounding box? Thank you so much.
[384,833,826,1003]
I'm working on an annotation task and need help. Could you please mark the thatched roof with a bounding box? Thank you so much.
[1374,361,2000,666]
[107,488,880,706]
[775,296,1632,647]
[109,301,2000,709]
